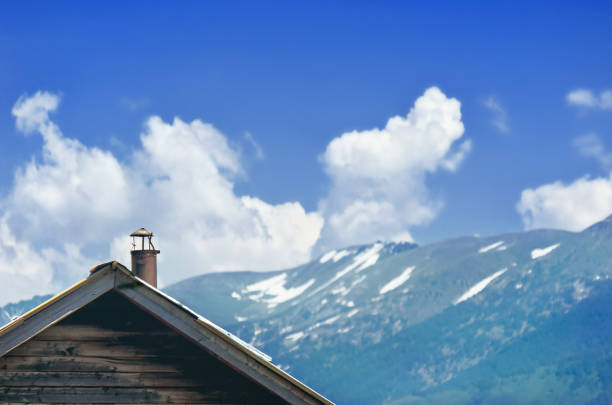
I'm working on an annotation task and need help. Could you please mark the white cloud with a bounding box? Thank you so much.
[0,216,55,304]
[390,231,415,244]
[120,97,150,112]
[12,91,60,134]
[441,138,472,171]
[0,91,323,304]
[566,89,612,110]
[244,131,265,160]
[319,87,469,248]
[573,133,612,168]
[0,212,93,305]
[483,95,509,133]
[9,109,129,243]
[517,174,612,232]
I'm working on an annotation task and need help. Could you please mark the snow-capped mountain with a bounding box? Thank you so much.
[0,294,53,325]
[165,216,612,404]
[3,215,612,404]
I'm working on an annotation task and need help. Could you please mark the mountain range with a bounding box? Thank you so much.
[3,215,612,404]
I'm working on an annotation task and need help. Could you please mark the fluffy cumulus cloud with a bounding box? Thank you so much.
[319,87,470,248]
[573,133,612,168]
[0,91,323,304]
[517,174,612,232]
[566,89,612,110]
[483,95,509,133]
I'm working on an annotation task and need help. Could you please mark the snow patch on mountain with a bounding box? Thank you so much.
[322,315,341,325]
[454,268,507,305]
[332,250,352,262]
[309,243,384,296]
[242,273,315,308]
[380,266,415,294]
[319,250,337,263]
[572,280,590,302]
[331,286,349,295]
[356,244,384,272]
[531,243,560,259]
[320,249,353,263]
[478,241,504,253]
[308,315,341,331]
[352,275,367,286]
[285,331,305,342]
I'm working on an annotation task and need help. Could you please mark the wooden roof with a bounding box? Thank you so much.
[0,261,334,405]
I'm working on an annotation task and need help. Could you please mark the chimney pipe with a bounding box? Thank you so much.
[130,228,160,287]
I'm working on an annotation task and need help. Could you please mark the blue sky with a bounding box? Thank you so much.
[0,2,611,303]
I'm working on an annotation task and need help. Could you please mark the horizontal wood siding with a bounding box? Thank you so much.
[0,291,287,404]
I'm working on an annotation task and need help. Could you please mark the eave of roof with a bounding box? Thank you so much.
[0,261,334,405]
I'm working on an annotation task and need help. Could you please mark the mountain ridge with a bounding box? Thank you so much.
[2,216,612,404]
[163,219,612,403]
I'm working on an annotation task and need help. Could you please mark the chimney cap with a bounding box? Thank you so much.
[130,227,153,237]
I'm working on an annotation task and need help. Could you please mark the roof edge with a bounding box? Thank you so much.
[0,263,116,337]
[0,265,115,356]
[114,271,333,404]
[0,261,334,404]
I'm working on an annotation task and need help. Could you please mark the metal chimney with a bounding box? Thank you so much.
[130,228,160,287]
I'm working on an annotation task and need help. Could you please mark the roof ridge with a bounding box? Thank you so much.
[0,261,334,405]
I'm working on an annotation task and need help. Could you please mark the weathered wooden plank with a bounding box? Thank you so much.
[11,402,166,405]
[0,268,326,405]
[11,402,165,405]
[0,371,203,387]
[0,355,183,372]
[0,270,114,357]
[9,340,204,358]
[36,325,174,341]
[115,270,323,405]
[0,386,234,403]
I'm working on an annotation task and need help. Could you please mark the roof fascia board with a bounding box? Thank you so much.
[113,269,326,405]
[0,267,115,356]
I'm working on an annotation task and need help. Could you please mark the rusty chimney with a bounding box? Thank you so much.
[130,227,160,287]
